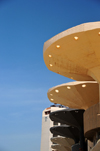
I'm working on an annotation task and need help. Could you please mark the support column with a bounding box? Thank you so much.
[80,127,87,151]
[88,68,100,115]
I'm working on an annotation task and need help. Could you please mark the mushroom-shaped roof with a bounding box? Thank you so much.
[48,81,98,110]
[51,136,74,149]
[49,108,84,128]
[51,144,69,151]
[43,22,100,83]
[50,125,79,143]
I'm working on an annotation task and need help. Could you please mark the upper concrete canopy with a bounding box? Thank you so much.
[43,22,100,83]
[47,81,98,110]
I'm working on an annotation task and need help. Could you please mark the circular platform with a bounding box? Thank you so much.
[50,125,79,143]
[49,109,84,128]
[43,22,100,82]
[47,81,98,110]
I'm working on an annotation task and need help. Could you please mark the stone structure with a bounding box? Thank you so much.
[43,22,100,151]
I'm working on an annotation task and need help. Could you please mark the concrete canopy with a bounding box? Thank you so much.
[49,109,84,129]
[51,136,74,149]
[50,125,79,143]
[43,22,100,83]
[47,81,98,110]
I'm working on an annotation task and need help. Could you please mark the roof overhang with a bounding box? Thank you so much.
[43,22,100,83]
[48,81,98,110]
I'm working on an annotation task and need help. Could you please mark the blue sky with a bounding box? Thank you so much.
[0,0,100,151]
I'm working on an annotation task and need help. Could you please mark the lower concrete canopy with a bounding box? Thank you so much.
[47,81,98,110]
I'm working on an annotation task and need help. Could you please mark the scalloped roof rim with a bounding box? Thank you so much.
[43,21,100,53]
